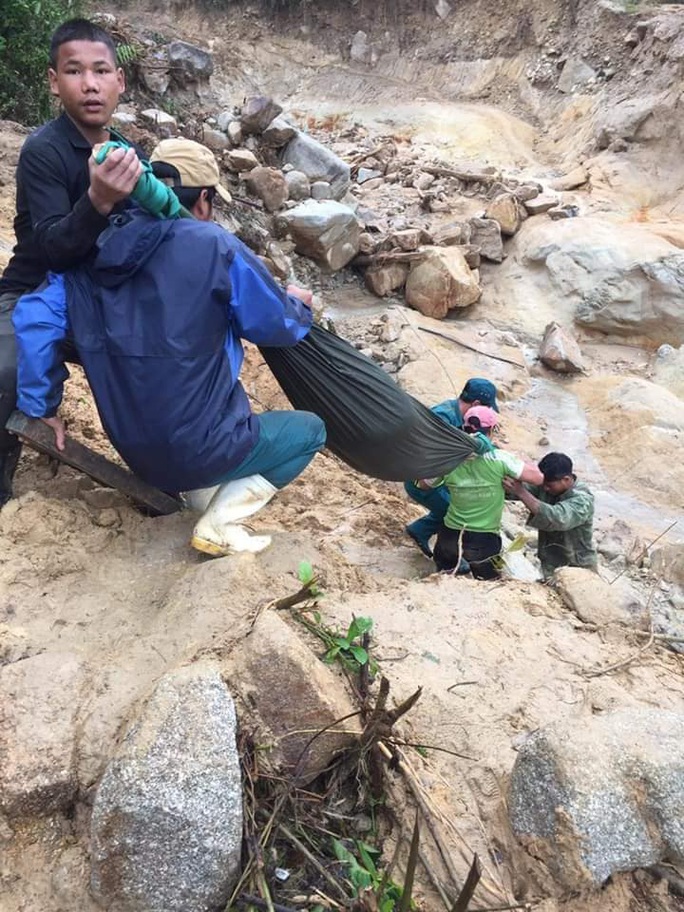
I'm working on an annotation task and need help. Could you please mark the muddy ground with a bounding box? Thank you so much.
[1,1,684,910]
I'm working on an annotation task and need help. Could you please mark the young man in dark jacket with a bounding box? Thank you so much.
[503,452,597,578]
[0,18,142,504]
[13,139,326,557]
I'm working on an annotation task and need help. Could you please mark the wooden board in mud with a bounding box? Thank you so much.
[6,411,182,516]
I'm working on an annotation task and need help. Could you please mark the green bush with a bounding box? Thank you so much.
[0,0,83,126]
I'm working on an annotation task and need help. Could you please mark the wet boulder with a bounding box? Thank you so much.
[280,200,360,271]
[91,661,242,912]
[509,709,684,890]
[281,132,350,200]
[539,321,585,373]
[404,247,481,319]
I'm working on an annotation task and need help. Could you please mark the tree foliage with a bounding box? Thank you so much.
[0,0,82,126]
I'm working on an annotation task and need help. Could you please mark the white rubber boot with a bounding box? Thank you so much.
[191,474,277,557]
[182,485,220,513]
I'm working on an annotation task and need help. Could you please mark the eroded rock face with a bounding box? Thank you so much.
[509,710,684,890]
[0,652,86,817]
[91,662,242,912]
[404,247,481,319]
[522,219,684,344]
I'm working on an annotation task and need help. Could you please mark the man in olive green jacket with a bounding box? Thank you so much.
[503,452,597,579]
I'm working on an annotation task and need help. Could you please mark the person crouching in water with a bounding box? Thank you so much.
[422,407,543,579]
[503,452,597,578]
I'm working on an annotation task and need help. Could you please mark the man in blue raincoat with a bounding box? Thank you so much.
[13,139,326,557]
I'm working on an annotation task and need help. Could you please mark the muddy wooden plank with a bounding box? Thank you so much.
[6,411,182,516]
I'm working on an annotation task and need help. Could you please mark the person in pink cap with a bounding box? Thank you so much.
[421,406,543,579]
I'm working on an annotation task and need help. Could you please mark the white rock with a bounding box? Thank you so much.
[280,200,360,271]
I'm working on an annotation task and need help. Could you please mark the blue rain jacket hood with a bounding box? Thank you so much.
[13,210,313,492]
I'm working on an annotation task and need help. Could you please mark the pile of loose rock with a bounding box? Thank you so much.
[111,35,589,323]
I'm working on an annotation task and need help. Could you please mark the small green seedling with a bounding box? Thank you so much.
[333,839,404,912]
[324,616,378,675]
[297,559,324,598]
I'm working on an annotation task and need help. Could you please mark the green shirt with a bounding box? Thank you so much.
[436,450,524,534]
[527,480,597,576]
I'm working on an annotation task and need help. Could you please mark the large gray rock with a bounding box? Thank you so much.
[558,56,597,94]
[509,710,684,890]
[280,200,360,271]
[281,132,350,200]
[91,662,242,912]
[167,41,213,87]
[468,217,504,262]
[522,219,684,344]
[0,652,86,816]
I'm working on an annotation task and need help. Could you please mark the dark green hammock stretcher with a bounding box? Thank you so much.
[259,324,478,482]
[99,141,479,481]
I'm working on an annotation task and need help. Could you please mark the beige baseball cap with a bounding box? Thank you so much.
[150,138,232,204]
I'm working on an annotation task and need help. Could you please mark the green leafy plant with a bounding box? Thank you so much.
[115,42,141,68]
[297,559,324,598]
[491,531,527,571]
[0,0,83,125]
[333,839,404,912]
[324,615,374,669]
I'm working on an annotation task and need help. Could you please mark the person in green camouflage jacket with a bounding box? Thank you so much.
[503,452,597,579]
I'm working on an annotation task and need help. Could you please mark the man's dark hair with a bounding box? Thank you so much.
[539,452,573,482]
[151,160,216,210]
[173,185,216,210]
[49,19,118,69]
